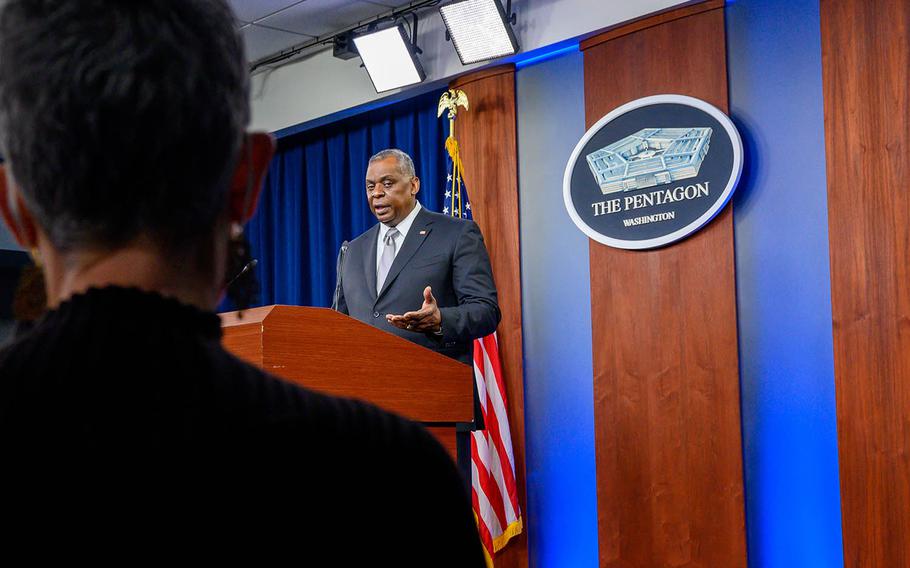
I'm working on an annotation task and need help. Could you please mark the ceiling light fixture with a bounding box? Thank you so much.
[353,22,426,93]
[440,0,519,65]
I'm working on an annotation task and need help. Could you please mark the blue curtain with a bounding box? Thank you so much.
[242,89,449,309]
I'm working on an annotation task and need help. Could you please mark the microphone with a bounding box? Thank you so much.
[226,258,258,288]
[331,241,349,311]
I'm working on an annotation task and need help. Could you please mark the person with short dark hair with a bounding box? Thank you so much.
[0,1,485,561]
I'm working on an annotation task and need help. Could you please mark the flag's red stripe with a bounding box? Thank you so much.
[484,422,519,514]
[473,342,487,407]
[472,435,510,530]
[481,334,509,408]
[472,334,522,552]
[479,390,519,518]
[484,398,520,511]
[472,451,496,558]
[473,341,510,530]
[472,428,507,529]
[477,337,520,509]
[475,344,494,425]
[473,432,508,528]
[476,343,521,523]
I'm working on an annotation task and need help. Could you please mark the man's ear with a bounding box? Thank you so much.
[410,176,420,197]
[228,132,276,223]
[0,165,39,248]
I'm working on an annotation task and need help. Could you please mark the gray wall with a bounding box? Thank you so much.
[516,50,599,567]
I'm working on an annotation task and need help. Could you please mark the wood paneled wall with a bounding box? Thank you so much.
[581,2,747,566]
[449,66,528,568]
[821,1,910,565]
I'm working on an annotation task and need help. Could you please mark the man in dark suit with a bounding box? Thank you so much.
[336,148,500,367]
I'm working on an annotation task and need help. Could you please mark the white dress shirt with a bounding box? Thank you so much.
[376,201,422,274]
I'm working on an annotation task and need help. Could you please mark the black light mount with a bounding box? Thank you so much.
[332,31,358,60]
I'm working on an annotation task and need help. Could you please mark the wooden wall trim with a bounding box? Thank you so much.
[580,0,723,51]
[821,0,910,565]
[583,5,747,567]
[450,64,517,89]
[448,66,528,568]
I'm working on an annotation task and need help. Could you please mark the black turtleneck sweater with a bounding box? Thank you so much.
[0,287,484,563]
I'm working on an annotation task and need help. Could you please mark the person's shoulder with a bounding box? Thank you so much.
[348,223,379,248]
[262,376,441,453]
[219,352,437,451]
[0,319,54,377]
[0,341,20,379]
[420,208,477,235]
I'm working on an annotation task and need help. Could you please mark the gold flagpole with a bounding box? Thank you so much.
[438,88,469,218]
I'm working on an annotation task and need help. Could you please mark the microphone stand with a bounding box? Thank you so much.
[331,241,349,311]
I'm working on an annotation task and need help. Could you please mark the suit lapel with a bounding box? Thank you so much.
[363,224,380,302]
[377,208,434,301]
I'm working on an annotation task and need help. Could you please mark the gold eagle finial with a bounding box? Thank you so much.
[437,88,469,120]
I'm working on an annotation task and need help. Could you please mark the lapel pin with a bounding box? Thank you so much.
[419,230,427,235]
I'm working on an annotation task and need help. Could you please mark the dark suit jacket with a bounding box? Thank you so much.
[337,206,500,366]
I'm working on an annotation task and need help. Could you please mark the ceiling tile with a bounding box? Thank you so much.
[229,0,301,23]
[258,0,390,37]
[241,24,312,62]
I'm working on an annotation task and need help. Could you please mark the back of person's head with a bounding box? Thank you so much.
[0,0,249,252]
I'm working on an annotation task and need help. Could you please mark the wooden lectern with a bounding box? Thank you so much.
[219,305,474,460]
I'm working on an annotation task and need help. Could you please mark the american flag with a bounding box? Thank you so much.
[444,138,523,567]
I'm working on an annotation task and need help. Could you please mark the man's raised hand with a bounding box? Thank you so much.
[386,286,442,333]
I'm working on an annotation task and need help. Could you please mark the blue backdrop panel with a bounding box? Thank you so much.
[727,0,844,566]
[515,48,599,568]
[245,89,447,308]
